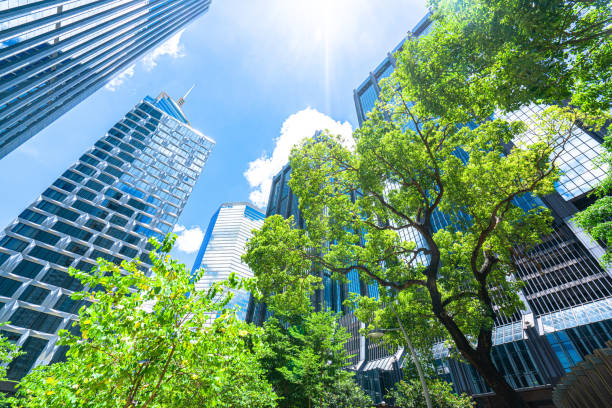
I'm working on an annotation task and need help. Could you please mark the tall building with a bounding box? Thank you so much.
[0,0,212,159]
[353,15,611,406]
[192,202,265,320]
[0,91,214,381]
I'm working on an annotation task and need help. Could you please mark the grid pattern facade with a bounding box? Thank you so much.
[505,104,608,200]
[353,13,611,402]
[191,202,264,321]
[0,93,214,380]
[0,0,212,159]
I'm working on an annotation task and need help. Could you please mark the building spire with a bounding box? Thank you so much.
[177,84,195,107]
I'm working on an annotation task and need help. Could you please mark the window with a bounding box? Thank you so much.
[102,200,133,217]
[9,308,62,333]
[79,155,99,167]
[76,188,96,201]
[98,173,114,185]
[54,295,86,314]
[75,164,95,176]
[65,242,88,256]
[0,277,21,297]
[85,219,105,232]
[136,214,152,224]
[11,260,44,279]
[53,179,75,192]
[36,201,79,221]
[125,233,140,245]
[109,215,127,227]
[18,209,46,224]
[29,246,73,267]
[75,261,95,273]
[19,286,50,305]
[73,200,108,220]
[85,180,104,192]
[119,246,138,258]
[40,269,83,291]
[6,335,47,381]
[11,224,60,246]
[52,221,92,241]
[93,236,113,250]
[62,170,84,183]
[0,236,28,252]
[105,166,122,178]
[41,188,67,202]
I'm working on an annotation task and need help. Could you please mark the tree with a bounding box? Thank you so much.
[316,376,373,408]
[256,309,370,408]
[400,0,612,121]
[387,379,474,408]
[573,131,612,266]
[243,100,601,407]
[11,235,277,408]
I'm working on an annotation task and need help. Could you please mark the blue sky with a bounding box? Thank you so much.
[0,0,428,268]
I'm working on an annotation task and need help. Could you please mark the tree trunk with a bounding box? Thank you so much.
[461,348,527,408]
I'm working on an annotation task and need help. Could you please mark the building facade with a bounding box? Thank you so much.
[192,202,265,320]
[353,14,611,406]
[0,91,214,380]
[0,0,212,159]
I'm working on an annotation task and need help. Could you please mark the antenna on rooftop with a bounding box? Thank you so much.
[177,84,195,107]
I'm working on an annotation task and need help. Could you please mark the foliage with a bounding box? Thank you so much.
[11,235,277,408]
[573,131,612,266]
[387,379,474,408]
[243,101,597,407]
[400,0,612,121]
[0,324,23,404]
[258,310,368,408]
[315,376,373,408]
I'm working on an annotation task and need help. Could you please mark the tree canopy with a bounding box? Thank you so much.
[11,236,277,408]
[243,83,605,407]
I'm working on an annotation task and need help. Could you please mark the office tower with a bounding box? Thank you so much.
[191,202,265,320]
[0,0,212,159]
[0,91,214,381]
[353,14,611,405]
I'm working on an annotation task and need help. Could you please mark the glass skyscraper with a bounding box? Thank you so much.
[353,14,611,405]
[0,91,214,380]
[0,0,212,159]
[192,202,265,321]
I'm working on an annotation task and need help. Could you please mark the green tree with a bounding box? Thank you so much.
[573,131,612,266]
[256,308,370,408]
[316,376,373,408]
[11,235,277,408]
[399,0,612,122]
[387,379,474,408]
[243,101,598,407]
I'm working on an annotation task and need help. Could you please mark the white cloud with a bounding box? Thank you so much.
[104,64,135,92]
[173,224,204,254]
[244,107,353,208]
[143,30,186,71]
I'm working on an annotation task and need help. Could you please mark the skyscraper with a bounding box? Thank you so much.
[0,0,212,159]
[192,202,265,320]
[353,15,611,405]
[0,91,214,380]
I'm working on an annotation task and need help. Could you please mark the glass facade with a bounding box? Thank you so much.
[191,202,264,321]
[0,92,214,379]
[0,0,212,159]
[353,12,611,403]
